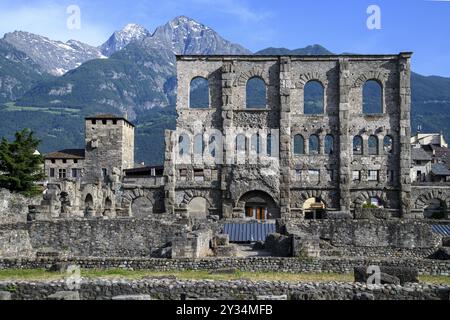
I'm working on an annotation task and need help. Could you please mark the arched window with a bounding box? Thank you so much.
[384,135,393,154]
[236,134,246,153]
[304,80,325,114]
[194,134,203,155]
[189,77,209,108]
[293,134,304,155]
[251,133,261,154]
[309,135,319,155]
[363,80,382,114]
[267,134,272,157]
[324,134,334,155]
[209,135,218,158]
[246,77,266,108]
[353,136,363,155]
[178,134,190,157]
[85,194,93,208]
[368,135,379,155]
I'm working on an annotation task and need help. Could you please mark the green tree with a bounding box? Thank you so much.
[0,129,44,196]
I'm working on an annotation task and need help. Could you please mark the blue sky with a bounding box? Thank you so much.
[1,0,450,76]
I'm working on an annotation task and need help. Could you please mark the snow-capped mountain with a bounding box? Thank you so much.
[2,31,105,76]
[100,23,151,57]
[145,15,251,55]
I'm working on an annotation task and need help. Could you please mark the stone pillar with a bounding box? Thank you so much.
[338,58,352,212]
[221,61,235,219]
[279,56,292,218]
[163,130,176,214]
[398,52,413,217]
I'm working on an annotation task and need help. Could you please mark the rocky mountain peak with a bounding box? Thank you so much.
[100,23,151,56]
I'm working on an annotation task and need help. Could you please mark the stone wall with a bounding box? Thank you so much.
[0,256,448,276]
[0,189,40,225]
[0,216,190,258]
[0,278,448,300]
[284,219,442,249]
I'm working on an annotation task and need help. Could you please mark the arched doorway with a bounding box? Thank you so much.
[84,194,94,216]
[303,197,325,219]
[424,199,447,219]
[187,197,208,219]
[238,191,279,220]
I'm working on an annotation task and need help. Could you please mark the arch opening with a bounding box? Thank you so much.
[238,190,279,220]
[303,197,325,220]
[131,196,153,218]
[188,197,208,219]
[304,80,324,114]
[246,77,266,108]
[363,80,383,114]
[189,77,209,108]
[423,198,448,219]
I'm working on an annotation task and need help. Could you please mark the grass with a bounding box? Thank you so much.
[0,269,449,285]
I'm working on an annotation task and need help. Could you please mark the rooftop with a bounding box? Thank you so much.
[85,114,134,127]
[430,163,450,176]
[411,147,432,161]
[45,149,85,160]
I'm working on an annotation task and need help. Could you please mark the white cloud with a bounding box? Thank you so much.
[0,2,110,46]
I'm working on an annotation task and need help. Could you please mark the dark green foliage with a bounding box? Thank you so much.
[0,128,45,195]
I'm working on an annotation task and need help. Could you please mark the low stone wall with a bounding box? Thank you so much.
[0,216,190,258]
[0,257,448,276]
[285,219,442,250]
[0,279,448,300]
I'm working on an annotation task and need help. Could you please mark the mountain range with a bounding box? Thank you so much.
[0,15,449,165]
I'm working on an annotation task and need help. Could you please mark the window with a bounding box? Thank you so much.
[58,169,66,179]
[327,169,334,182]
[72,168,80,178]
[353,136,363,155]
[368,135,378,155]
[246,77,266,108]
[179,169,187,181]
[309,135,319,155]
[91,120,96,125]
[251,134,261,154]
[62,159,67,164]
[368,170,379,181]
[352,170,361,181]
[194,134,203,156]
[363,80,382,114]
[178,134,190,157]
[189,77,209,108]
[387,170,395,183]
[293,134,304,155]
[74,159,78,164]
[102,119,107,125]
[101,168,107,178]
[236,134,246,153]
[304,80,324,114]
[325,134,334,155]
[112,120,117,125]
[49,168,55,177]
[51,159,56,164]
[384,136,393,154]
[209,135,219,158]
[194,169,204,182]
[267,134,272,157]
[308,169,320,183]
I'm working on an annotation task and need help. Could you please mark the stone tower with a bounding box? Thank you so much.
[83,114,135,183]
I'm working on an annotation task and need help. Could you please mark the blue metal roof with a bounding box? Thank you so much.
[223,222,276,242]
[432,224,450,236]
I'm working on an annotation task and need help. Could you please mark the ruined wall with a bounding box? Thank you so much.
[0,216,190,258]
[168,54,412,219]
[285,219,441,249]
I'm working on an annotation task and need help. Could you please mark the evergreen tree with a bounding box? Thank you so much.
[0,129,44,196]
